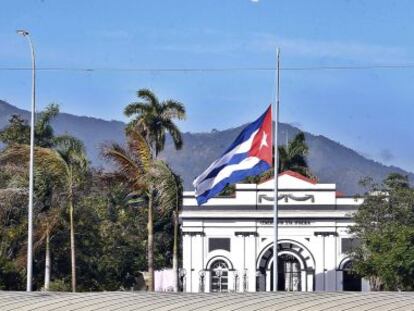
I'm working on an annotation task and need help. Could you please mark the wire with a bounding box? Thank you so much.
[1,64,414,73]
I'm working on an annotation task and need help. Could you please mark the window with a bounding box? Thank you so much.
[210,260,229,292]
[209,238,230,252]
[341,238,361,253]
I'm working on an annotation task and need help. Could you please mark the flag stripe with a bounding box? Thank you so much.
[196,156,260,196]
[193,105,272,205]
[193,129,259,185]
[196,159,271,205]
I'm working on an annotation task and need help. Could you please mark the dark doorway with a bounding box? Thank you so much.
[270,254,301,291]
[342,261,361,291]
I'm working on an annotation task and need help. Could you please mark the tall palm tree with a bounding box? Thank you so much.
[0,145,70,290]
[54,136,88,292]
[146,160,183,292]
[124,88,186,157]
[123,89,186,291]
[0,137,87,292]
[102,129,156,289]
[278,132,312,178]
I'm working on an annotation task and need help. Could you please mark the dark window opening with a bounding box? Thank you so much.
[209,238,230,252]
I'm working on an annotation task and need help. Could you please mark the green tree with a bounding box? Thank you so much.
[0,103,59,148]
[122,89,186,290]
[146,160,183,292]
[0,137,88,292]
[102,129,156,289]
[54,136,88,292]
[278,132,312,178]
[124,88,186,157]
[0,145,70,290]
[350,173,414,290]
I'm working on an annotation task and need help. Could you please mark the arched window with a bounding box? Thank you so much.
[210,260,229,292]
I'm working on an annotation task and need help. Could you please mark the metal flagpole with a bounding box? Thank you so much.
[272,48,280,292]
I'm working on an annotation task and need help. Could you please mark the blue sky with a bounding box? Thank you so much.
[1,0,413,172]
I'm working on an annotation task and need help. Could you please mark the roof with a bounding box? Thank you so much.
[258,170,318,186]
[1,291,414,310]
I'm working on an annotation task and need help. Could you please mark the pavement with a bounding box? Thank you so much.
[1,291,414,311]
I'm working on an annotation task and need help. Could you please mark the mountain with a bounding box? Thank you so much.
[1,100,413,194]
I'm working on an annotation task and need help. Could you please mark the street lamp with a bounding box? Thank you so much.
[16,29,36,292]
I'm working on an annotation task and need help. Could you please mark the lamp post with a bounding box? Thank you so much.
[16,29,36,292]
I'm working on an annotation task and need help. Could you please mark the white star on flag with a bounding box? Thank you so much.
[259,132,268,150]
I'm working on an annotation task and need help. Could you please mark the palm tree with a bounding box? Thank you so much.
[54,136,88,292]
[123,89,186,290]
[102,129,155,289]
[146,160,183,292]
[124,89,186,157]
[0,145,70,290]
[278,132,312,178]
[0,137,87,292]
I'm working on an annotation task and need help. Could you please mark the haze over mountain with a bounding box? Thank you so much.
[1,100,412,195]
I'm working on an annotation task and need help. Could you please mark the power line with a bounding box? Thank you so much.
[1,64,414,73]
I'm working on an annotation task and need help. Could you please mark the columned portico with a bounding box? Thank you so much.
[180,170,366,293]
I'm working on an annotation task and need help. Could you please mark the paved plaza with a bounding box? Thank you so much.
[1,291,414,311]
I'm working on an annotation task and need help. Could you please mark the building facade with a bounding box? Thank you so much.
[180,171,369,292]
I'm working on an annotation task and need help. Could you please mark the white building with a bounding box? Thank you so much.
[180,170,369,293]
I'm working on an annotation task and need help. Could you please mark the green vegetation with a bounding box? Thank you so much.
[0,91,185,291]
[351,173,414,290]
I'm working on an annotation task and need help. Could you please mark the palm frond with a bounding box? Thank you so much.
[163,120,183,151]
[126,129,153,171]
[160,100,186,120]
[0,144,70,186]
[124,102,150,117]
[137,89,159,108]
[147,160,183,215]
[101,143,145,190]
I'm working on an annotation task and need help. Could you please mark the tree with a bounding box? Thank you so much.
[0,138,87,292]
[54,135,88,292]
[0,145,70,290]
[122,89,186,290]
[102,129,156,289]
[124,88,186,157]
[146,160,183,292]
[350,173,414,290]
[278,132,312,178]
[0,103,59,148]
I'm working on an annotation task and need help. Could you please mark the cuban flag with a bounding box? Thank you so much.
[193,105,273,205]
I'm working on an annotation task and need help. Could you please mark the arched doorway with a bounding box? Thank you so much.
[256,241,315,292]
[269,254,301,291]
[210,259,229,292]
[342,261,361,291]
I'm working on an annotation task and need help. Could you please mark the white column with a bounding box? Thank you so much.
[324,235,337,291]
[362,278,370,292]
[192,233,204,292]
[314,234,325,291]
[307,271,314,291]
[182,234,192,292]
[245,234,258,292]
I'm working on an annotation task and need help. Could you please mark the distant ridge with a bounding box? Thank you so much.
[1,100,412,194]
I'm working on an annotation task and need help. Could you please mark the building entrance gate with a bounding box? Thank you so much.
[256,241,315,292]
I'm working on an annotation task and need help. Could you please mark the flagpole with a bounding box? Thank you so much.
[273,48,280,292]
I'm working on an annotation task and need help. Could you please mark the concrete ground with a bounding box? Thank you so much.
[1,291,414,311]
